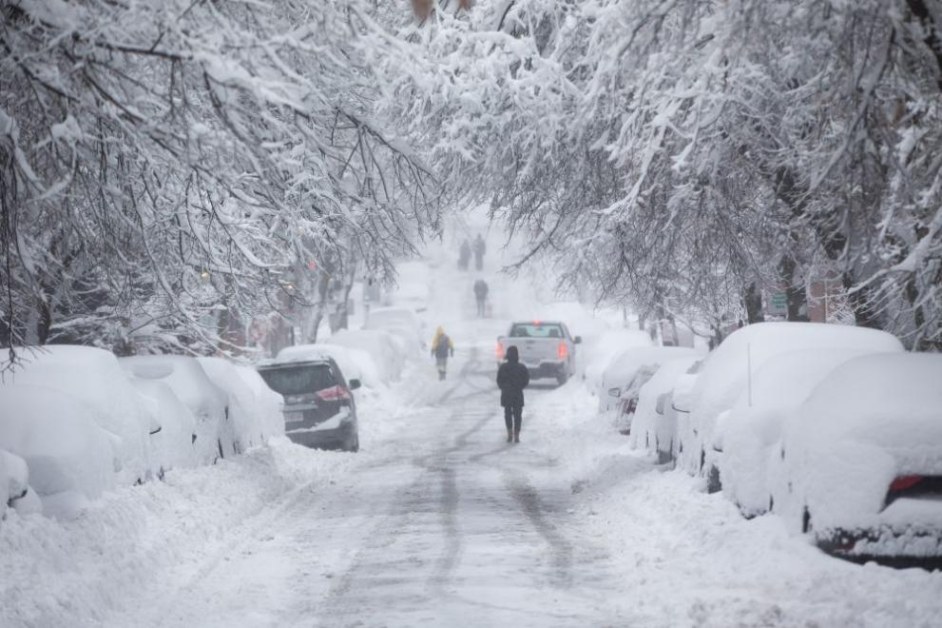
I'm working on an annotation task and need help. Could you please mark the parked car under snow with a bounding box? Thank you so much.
[719,343,904,518]
[672,322,904,493]
[628,356,701,464]
[770,352,942,562]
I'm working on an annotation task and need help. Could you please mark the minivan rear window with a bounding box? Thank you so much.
[259,364,335,396]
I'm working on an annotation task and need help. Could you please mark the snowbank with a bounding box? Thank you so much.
[362,306,425,357]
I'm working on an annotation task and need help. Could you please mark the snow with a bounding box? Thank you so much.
[1,346,154,487]
[775,352,942,552]
[0,385,116,518]
[2,225,942,626]
[274,343,382,390]
[580,328,653,390]
[326,328,405,383]
[119,356,230,465]
[677,322,905,482]
[597,345,702,413]
[628,355,702,460]
[720,346,904,517]
[362,306,426,356]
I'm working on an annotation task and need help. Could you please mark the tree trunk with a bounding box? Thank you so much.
[842,272,882,329]
[778,256,808,321]
[743,282,765,324]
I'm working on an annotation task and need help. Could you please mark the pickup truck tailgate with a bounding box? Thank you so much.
[515,338,560,364]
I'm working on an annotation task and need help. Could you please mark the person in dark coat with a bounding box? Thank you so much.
[473,279,489,317]
[458,239,471,271]
[473,235,486,271]
[497,345,530,443]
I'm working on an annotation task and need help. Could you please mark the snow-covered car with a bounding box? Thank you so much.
[628,356,701,463]
[497,321,582,385]
[0,384,120,518]
[328,328,405,383]
[363,306,425,357]
[598,345,701,415]
[197,357,284,453]
[119,356,231,465]
[581,328,654,392]
[771,352,942,561]
[719,342,904,518]
[2,346,155,487]
[124,376,199,475]
[257,355,362,452]
[672,322,904,493]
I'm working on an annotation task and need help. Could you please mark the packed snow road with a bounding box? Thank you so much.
[105,346,625,627]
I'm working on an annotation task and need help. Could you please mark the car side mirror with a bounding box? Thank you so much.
[348,379,362,391]
[574,336,582,344]
[607,387,621,398]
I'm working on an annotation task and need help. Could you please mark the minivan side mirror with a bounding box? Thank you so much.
[348,378,362,391]
[574,336,582,344]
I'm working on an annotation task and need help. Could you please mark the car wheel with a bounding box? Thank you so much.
[706,464,721,494]
[347,435,360,453]
[556,372,568,386]
[802,506,812,534]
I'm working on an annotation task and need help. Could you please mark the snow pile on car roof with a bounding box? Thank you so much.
[275,343,382,389]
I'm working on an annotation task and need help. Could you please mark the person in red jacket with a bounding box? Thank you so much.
[497,345,530,443]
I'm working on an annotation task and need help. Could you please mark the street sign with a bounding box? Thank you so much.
[768,291,788,316]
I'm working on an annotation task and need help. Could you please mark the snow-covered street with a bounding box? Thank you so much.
[4,231,942,628]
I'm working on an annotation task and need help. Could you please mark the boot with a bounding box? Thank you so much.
[513,431,520,444]
[506,429,513,443]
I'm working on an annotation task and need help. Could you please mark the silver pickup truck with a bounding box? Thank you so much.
[497,321,582,385]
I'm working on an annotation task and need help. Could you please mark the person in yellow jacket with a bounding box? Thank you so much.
[430,326,455,380]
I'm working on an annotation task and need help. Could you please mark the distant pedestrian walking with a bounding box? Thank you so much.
[473,279,489,317]
[431,326,455,380]
[497,345,530,443]
[473,235,486,271]
[458,240,471,271]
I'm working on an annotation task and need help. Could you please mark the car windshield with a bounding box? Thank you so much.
[509,323,564,338]
[258,364,335,396]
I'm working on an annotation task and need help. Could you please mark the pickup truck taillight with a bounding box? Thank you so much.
[496,341,505,360]
[557,342,568,359]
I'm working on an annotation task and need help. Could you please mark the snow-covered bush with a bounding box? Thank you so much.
[2,346,155,487]
[772,352,942,558]
[0,385,117,518]
[119,356,229,465]
[720,343,903,518]
[326,329,404,383]
[676,322,904,491]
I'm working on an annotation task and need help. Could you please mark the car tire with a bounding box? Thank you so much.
[706,464,721,494]
[556,372,568,386]
[347,435,360,453]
